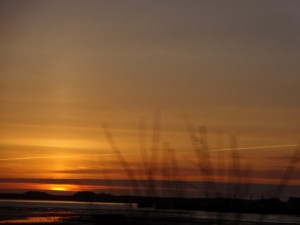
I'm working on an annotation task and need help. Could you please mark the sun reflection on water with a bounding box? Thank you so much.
[0,216,62,224]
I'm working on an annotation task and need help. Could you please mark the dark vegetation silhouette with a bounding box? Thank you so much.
[102,123,141,198]
[98,112,300,224]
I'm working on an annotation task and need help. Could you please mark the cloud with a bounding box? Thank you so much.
[51,168,122,175]
[0,155,80,161]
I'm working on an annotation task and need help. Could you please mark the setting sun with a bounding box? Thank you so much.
[51,186,67,191]
[43,184,79,192]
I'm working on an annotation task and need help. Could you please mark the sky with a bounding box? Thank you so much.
[0,0,300,199]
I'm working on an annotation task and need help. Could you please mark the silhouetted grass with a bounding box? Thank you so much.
[148,108,162,197]
[102,123,141,197]
[100,113,300,225]
[258,140,300,222]
[185,117,216,197]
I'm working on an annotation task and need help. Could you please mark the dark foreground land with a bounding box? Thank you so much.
[1,192,300,224]
[1,191,300,215]
[1,205,300,225]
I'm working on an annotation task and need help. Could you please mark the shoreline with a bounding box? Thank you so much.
[1,191,300,216]
[1,200,300,225]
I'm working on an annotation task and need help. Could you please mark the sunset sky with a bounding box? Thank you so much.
[0,0,300,199]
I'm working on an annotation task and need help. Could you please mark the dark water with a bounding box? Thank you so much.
[0,200,299,224]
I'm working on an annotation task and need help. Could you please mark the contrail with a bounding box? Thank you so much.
[0,145,296,161]
[0,155,80,161]
[209,144,297,152]
[0,153,122,161]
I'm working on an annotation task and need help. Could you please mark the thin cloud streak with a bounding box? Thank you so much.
[0,153,123,161]
[209,144,297,152]
[0,145,296,161]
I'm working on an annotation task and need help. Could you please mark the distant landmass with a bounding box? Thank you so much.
[0,191,299,216]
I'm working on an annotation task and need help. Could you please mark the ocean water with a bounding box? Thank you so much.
[0,199,299,224]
